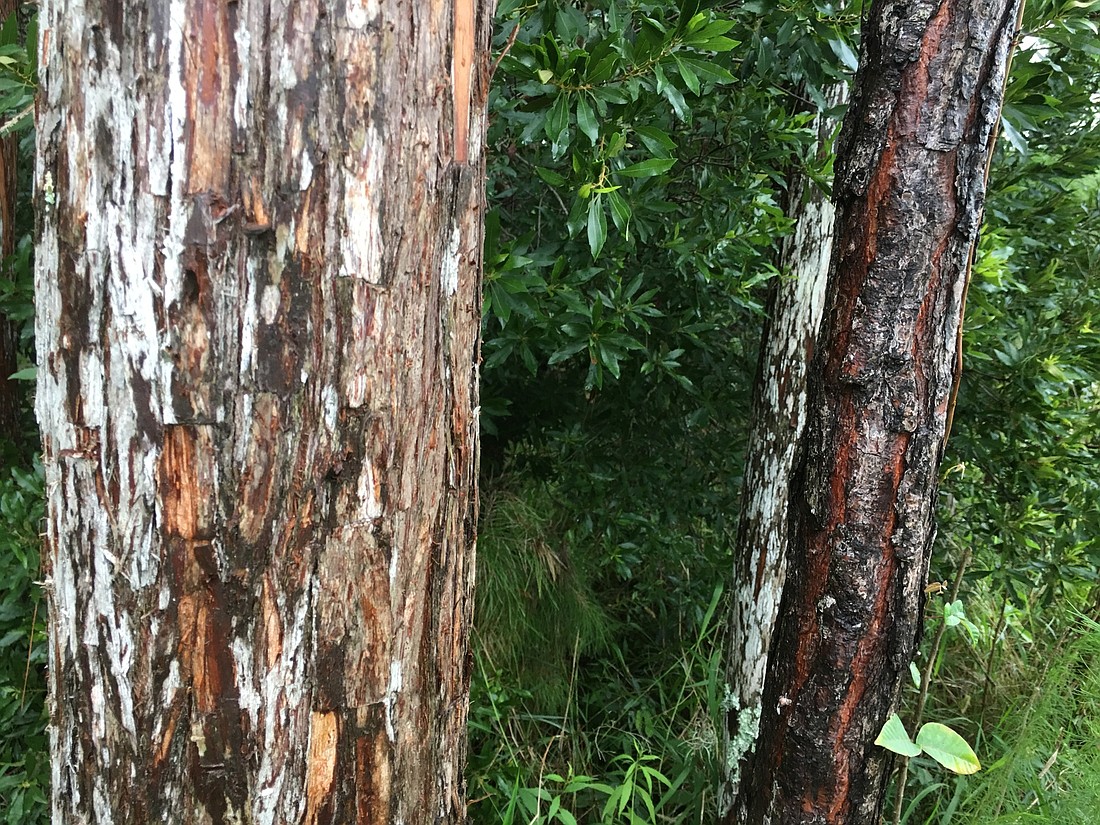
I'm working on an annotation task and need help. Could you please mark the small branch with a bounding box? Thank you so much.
[0,100,32,138]
[489,20,521,83]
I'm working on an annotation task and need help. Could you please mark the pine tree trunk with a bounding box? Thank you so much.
[35,1,494,821]
[734,0,1020,821]
[720,82,847,817]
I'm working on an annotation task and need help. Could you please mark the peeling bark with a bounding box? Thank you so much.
[35,1,494,822]
[720,82,847,817]
[734,0,1020,821]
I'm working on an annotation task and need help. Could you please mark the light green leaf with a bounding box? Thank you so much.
[910,662,921,689]
[537,68,554,84]
[618,157,677,178]
[699,36,740,52]
[829,37,859,71]
[8,366,36,381]
[587,195,607,259]
[916,723,982,775]
[1000,115,1029,156]
[875,713,922,757]
[683,20,735,45]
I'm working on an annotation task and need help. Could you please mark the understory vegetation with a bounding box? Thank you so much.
[1,1,1098,823]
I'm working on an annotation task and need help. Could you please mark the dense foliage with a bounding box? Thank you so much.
[0,1,1097,823]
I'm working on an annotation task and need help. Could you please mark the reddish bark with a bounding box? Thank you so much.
[731,0,1021,821]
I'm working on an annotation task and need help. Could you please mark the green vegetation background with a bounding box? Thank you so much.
[2,1,1098,823]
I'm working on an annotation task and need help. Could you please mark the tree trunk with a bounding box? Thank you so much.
[720,82,847,816]
[35,1,494,822]
[734,0,1020,821]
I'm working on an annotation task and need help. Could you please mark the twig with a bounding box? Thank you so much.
[0,100,32,138]
[489,21,521,84]
[21,599,38,707]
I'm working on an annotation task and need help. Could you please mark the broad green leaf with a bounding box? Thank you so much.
[545,92,570,143]
[661,79,690,121]
[634,125,676,158]
[700,36,740,52]
[608,190,632,233]
[618,157,677,178]
[548,339,590,365]
[576,95,599,145]
[916,723,982,775]
[674,54,700,95]
[875,713,921,757]
[1000,115,1029,156]
[587,195,607,259]
[587,53,619,84]
[535,166,567,186]
[829,37,859,71]
[683,19,735,45]
[675,56,735,84]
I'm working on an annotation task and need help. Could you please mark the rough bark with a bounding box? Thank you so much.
[0,0,20,439]
[720,82,847,815]
[734,0,1020,821]
[35,1,493,822]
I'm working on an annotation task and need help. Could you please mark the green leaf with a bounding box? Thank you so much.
[587,53,619,84]
[537,68,554,84]
[915,723,982,775]
[673,54,700,95]
[587,195,607,259]
[536,166,567,186]
[1000,115,1029,156]
[618,157,677,178]
[633,126,676,158]
[661,80,690,121]
[829,37,859,72]
[548,339,590,365]
[700,36,740,52]
[909,662,921,689]
[545,92,571,143]
[576,95,599,145]
[608,189,631,233]
[875,713,922,757]
[674,56,735,84]
[8,366,35,381]
[683,19,735,45]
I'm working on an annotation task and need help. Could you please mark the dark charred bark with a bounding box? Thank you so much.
[35,1,494,822]
[733,0,1020,822]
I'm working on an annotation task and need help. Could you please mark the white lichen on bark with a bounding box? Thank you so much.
[721,83,849,814]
